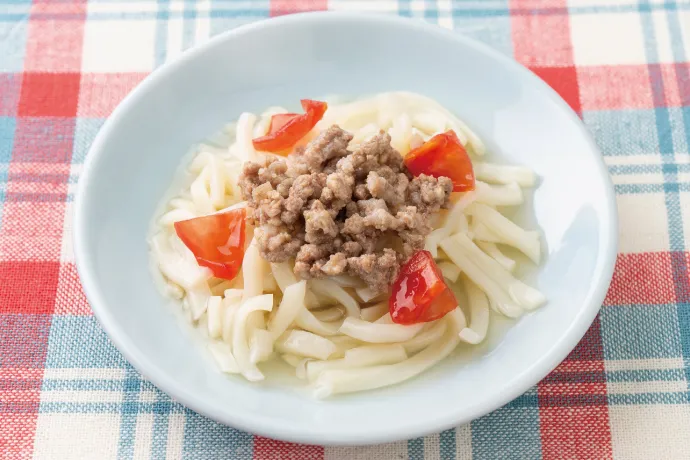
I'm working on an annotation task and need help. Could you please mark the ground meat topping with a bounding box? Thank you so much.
[239,125,453,293]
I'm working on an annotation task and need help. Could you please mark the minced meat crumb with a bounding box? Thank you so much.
[239,125,453,293]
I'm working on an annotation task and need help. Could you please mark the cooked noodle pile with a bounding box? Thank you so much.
[149,92,545,397]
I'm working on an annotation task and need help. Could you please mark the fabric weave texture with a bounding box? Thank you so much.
[1,0,689,458]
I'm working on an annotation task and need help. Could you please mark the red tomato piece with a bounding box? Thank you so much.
[403,130,475,192]
[389,250,458,325]
[174,208,247,281]
[252,99,328,154]
[267,113,298,132]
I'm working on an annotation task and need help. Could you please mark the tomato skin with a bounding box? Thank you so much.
[268,113,298,132]
[173,208,246,281]
[252,100,328,154]
[389,250,458,325]
[403,130,475,192]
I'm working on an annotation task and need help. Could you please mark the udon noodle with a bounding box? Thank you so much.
[149,92,545,397]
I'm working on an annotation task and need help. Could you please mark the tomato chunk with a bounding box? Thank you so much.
[403,130,475,192]
[268,113,298,132]
[174,208,246,281]
[389,250,458,325]
[252,99,328,154]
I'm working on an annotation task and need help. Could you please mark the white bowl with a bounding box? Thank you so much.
[74,12,617,445]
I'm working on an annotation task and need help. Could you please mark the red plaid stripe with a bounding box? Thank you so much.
[0,163,70,263]
[270,0,327,16]
[54,263,91,316]
[538,318,614,459]
[604,253,677,306]
[0,318,52,459]
[0,202,67,263]
[0,3,87,455]
[578,65,654,111]
[0,261,60,314]
[529,66,582,114]
[664,62,690,108]
[18,73,81,118]
[511,4,614,457]
[11,118,76,163]
[510,0,574,67]
[0,74,21,117]
[24,0,87,73]
[77,73,148,118]
[254,437,325,459]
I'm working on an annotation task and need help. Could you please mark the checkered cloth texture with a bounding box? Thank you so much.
[1,0,689,458]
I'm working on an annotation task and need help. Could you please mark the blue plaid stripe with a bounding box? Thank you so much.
[638,0,690,397]
[470,398,542,460]
[407,437,424,460]
[664,1,690,391]
[154,0,171,67]
[41,316,255,456]
[0,118,15,216]
[0,19,28,72]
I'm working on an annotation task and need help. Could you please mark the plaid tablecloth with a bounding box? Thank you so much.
[1,0,689,458]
